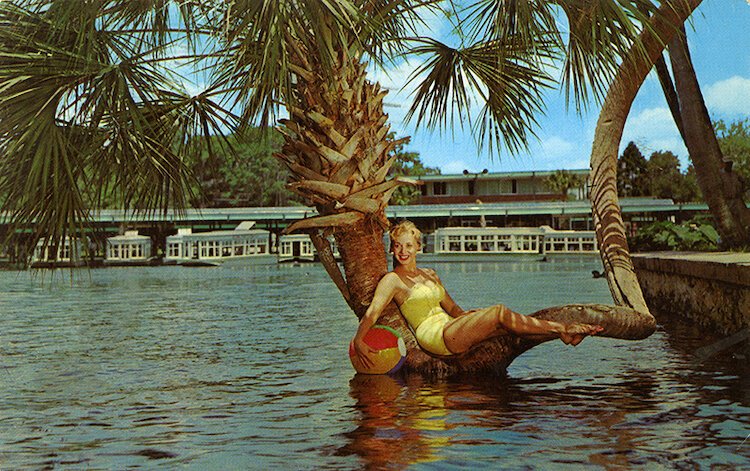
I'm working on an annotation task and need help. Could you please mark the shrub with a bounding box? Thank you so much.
[630,218,720,252]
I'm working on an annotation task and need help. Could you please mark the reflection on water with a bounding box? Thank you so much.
[0,261,748,469]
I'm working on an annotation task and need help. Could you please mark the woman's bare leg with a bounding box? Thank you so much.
[443,304,602,354]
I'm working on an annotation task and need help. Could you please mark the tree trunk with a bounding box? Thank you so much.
[667,27,750,248]
[590,0,702,313]
[654,54,686,142]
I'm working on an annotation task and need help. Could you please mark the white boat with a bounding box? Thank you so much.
[422,226,598,261]
[31,236,88,268]
[277,234,340,263]
[541,227,599,254]
[164,221,275,266]
[104,230,154,266]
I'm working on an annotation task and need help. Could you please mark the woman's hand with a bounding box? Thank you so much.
[351,337,377,370]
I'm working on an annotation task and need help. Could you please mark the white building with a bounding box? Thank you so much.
[32,237,86,267]
[105,230,153,265]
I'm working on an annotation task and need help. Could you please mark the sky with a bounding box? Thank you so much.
[366,0,750,175]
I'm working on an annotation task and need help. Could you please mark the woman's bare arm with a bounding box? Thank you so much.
[352,272,401,368]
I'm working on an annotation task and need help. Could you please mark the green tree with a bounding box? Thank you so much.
[715,119,750,200]
[645,150,682,199]
[192,129,300,208]
[0,0,701,375]
[643,150,699,202]
[387,134,440,205]
[617,142,648,197]
[653,25,750,247]
[543,170,584,200]
[675,163,701,203]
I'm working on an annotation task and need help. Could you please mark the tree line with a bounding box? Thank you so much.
[617,119,750,204]
[189,130,439,208]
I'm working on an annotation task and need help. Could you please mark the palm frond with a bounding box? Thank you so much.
[208,0,366,128]
[0,1,236,258]
[558,0,660,111]
[404,36,555,157]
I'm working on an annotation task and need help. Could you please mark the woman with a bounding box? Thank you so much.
[352,221,603,369]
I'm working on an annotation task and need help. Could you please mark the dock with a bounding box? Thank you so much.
[632,252,750,335]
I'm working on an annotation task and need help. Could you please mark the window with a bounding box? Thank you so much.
[448,235,461,252]
[464,235,478,252]
[480,235,495,252]
[433,181,447,195]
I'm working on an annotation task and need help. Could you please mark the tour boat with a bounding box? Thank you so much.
[104,230,156,266]
[31,236,88,268]
[277,233,340,263]
[421,226,598,261]
[164,221,275,266]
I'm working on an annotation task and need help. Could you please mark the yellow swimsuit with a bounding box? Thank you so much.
[399,281,454,356]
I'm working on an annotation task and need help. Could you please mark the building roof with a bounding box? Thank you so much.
[416,169,590,182]
[19,198,711,227]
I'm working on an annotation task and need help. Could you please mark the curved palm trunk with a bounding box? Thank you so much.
[667,28,750,247]
[590,0,702,312]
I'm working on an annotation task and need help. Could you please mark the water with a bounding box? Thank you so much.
[0,259,748,469]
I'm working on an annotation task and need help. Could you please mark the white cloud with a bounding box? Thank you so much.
[441,159,472,174]
[537,136,576,161]
[704,75,750,117]
[623,107,686,152]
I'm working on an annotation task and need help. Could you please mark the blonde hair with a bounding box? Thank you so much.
[389,220,422,251]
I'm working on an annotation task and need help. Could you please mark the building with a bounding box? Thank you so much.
[31,236,87,267]
[415,169,590,205]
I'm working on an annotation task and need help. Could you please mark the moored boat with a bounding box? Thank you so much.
[104,230,156,266]
[420,226,598,262]
[31,236,88,268]
[277,234,340,263]
[164,221,275,266]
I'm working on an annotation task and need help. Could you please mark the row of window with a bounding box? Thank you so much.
[108,243,149,259]
[428,179,520,196]
[439,234,541,253]
[167,239,269,259]
[34,245,74,261]
[437,234,597,253]
[279,240,315,256]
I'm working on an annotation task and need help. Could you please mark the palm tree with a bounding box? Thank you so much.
[543,170,585,200]
[0,0,701,376]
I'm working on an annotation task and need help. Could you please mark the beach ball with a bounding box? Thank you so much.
[349,325,407,375]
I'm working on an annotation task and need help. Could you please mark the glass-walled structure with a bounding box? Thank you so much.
[164,222,274,264]
[105,231,152,264]
[32,237,87,267]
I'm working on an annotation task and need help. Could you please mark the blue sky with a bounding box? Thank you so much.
[367,0,750,175]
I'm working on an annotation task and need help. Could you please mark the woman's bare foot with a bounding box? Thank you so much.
[560,324,604,346]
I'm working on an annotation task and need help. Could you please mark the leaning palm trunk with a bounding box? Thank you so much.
[280,1,700,377]
[590,0,702,311]
[666,28,750,248]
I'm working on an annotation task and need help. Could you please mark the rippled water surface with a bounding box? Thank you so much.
[1,259,748,469]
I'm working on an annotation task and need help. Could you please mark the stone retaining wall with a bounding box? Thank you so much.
[631,252,750,335]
